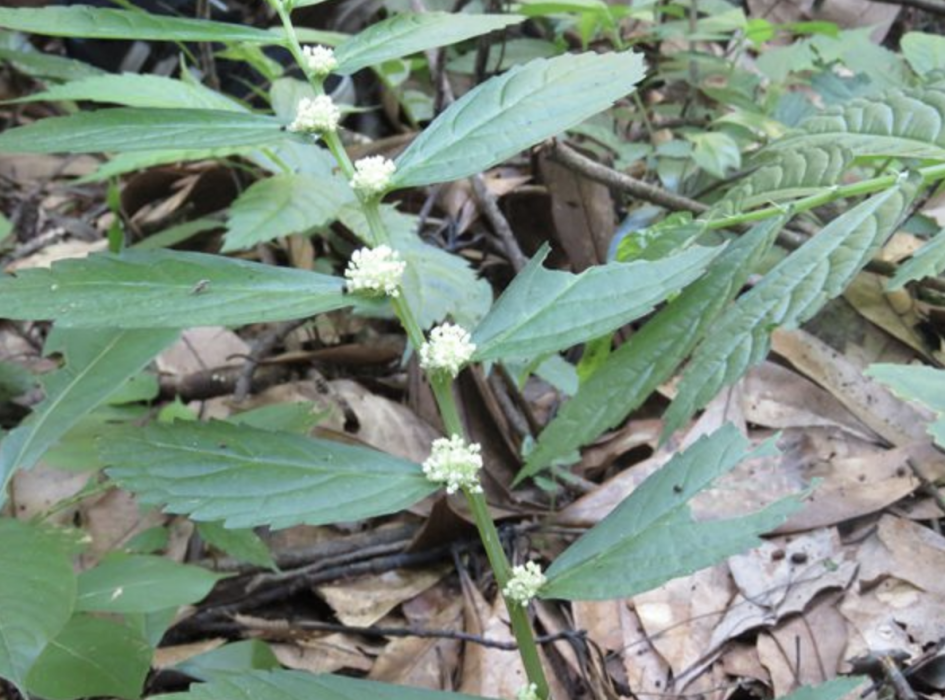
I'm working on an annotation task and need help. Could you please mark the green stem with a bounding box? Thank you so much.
[709,162,945,231]
[275,6,551,694]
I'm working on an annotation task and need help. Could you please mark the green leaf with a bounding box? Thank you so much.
[0,6,278,44]
[865,363,945,447]
[76,554,224,614]
[888,228,945,290]
[715,145,853,215]
[770,87,945,160]
[0,249,349,328]
[80,147,258,183]
[197,521,276,570]
[902,32,945,77]
[0,519,77,691]
[9,73,242,110]
[471,243,719,362]
[0,108,292,155]
[175,640,280,681]
[392,51,646,188]
[24,614,151,700]
[541,425,800,600]
[663,179,917,439]
[780,679,867,700]
[521,216,785,481]
[152,669,489,700]
[223,174,351,252]
[334,12,523,75]
[0,328,177,495]
[103,420,438,529]
[687,131,741,178]
[0,47,105,81]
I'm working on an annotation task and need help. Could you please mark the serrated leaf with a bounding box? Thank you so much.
[197,521,276,570]
[0,519,77,692]
[521,216,785,481]
[0,108,292,155]
[663,180,917,439]
[24,614,151,700]
[865,363,945,446]
[888,228,945,290]
[334,12,523,75]
[541,425,800,600]
[9,73,241,110]
[0,249,349,328]
[715,145,853,215]
[223,174,351,252]
[151,669,488,700]
[0,47,105,81]
[770,86,945,159]
[0,6,278,44]
[0,328,177,496]
[103,421,437,529]
[76,554,225,614]
[79,146,258,183]
[471,243,720,362]
[392,51,645,188]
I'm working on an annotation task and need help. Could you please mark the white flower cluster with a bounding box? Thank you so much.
[422,435,483,494]
[302,44,337,76]
[288,95,341,133]
[419,323,475,377]
[503,561,545,606]
[350,156,396,196]
[516,683,540,700]
[344,245,406,298]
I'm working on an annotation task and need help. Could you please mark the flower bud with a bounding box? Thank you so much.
[350,156,396,196]
[302,45,337,76]
[288,95,341,133]
[503,561,545,606]
[419,323,475,377]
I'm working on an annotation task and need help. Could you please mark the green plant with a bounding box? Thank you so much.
[0,2,940,699]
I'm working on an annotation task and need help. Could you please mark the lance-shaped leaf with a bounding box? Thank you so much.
[521,216,786,481]
[334,12,524,75]
[888,227,945,290]
[392,51,646,188]
[541,425,801,600]
[770,87,945,160]
[0,520,77,692]
[0,249,349,328]
[151,669,489,700]
[662,179,918,439]
[8,73,242,111]
[103,421,438,529]
[0,47,105,82]
[780,679,867,700]
[0,6,278,44]
[471,243,719,362]
[0,108,292,155]
[0,328,178,496]
[224,174,352,252]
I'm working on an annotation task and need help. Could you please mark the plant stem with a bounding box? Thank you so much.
[707,162,945,230]
[274,5,552,694]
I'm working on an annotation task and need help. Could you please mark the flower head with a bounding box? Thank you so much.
[422,435,483,494]
[344,245,406,298]
[288,95,341,133]
[516,683,540,700]
[350,156,396,196]
[503,561,545,606]
[419,323,475,377]
[302,45,337,76]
